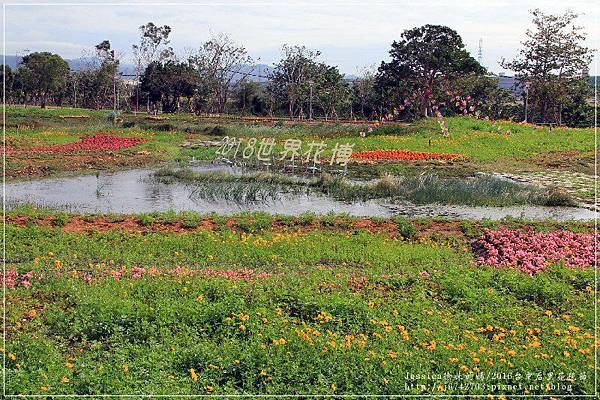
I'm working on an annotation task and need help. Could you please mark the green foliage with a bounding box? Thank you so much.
[393,216,417,239]
[5,222,595,395]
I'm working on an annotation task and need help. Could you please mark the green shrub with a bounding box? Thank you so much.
[393,216,417,240]
[138,214,157,226]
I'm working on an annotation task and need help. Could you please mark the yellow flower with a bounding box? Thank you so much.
[529,341,541,348]
[259,370,268,376]
[61,376,70,383]
[239,325,246,331]
[8,353,16,361]
[331,383,337,391]
[449,358,459,363]
[206,385,214,391]
[41,386,49,392]
[388,351,398,358]
[29,309,37,318]
[545,310,553,317]
[65,362,74,368]
[189,368,199,381]
[122,364,129,372]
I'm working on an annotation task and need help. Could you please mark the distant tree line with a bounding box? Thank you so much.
[1,11,595,126]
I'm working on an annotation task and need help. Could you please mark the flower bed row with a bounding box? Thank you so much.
[473,228,598,275]
[351,149,462,161]
[7,135,149,156]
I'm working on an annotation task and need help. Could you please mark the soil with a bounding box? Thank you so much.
[6,214,462,239]
[6,153,161,179]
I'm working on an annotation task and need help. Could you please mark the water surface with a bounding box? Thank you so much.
[6,165,596,221]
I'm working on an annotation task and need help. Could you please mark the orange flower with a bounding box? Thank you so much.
[189,368,199,381]
[352,149,462,161]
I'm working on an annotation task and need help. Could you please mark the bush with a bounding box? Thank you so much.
[205,126,227,136]
[393,216,417,240]
[138,214,157,226]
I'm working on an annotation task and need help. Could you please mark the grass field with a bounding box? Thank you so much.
[5,209,596,395]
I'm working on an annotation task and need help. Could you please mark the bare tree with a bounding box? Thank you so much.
[502,9,592,123]
[191,33,255,113]
[132,22,174,112]
[267,44,321,119]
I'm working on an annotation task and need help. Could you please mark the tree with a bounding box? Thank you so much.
[140,60,199,113]
[352,66,378,119]
[377,25,484,117]
[236,81,262,115]
[267,45,321,118]
[132,22,174,112]
[95,40,121,110]
[1,65,15,104]
[502,9,592,124]
[18,52,69,108]
[313,64,351,120]
[190,34,255,113]
[446,74,514,119]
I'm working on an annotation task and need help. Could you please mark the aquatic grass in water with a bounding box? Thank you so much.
[155,168,574,207]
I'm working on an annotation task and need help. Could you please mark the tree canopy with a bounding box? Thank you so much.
[377,25,484,116]
[17,52,70,107]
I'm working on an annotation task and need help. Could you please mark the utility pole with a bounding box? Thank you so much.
[308,80,314,120]
[524,81,530,123]
[73,75,77,108]
[477,39,483,66]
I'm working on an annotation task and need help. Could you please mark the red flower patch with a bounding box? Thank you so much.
[7,135,149,156]
[351,150,462,161]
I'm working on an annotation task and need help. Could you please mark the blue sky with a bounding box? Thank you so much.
[3,0,599,75]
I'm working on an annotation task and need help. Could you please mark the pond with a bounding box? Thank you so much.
[6,164,596,221]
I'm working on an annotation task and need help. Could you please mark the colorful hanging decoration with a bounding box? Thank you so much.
[359,89,450,137]
[359,82,512,139]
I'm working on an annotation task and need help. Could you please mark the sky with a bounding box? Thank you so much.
[2,0,599,76]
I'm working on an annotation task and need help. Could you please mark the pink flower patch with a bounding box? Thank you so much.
[473,228,598,275]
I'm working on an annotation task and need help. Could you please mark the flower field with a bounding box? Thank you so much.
[6,135,149,156]
[4,210,597,396]
[474,229,598,275]
[352,149,462,161]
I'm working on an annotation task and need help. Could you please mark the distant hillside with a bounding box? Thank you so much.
[2,54,137,75]
[1,54,274,82]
